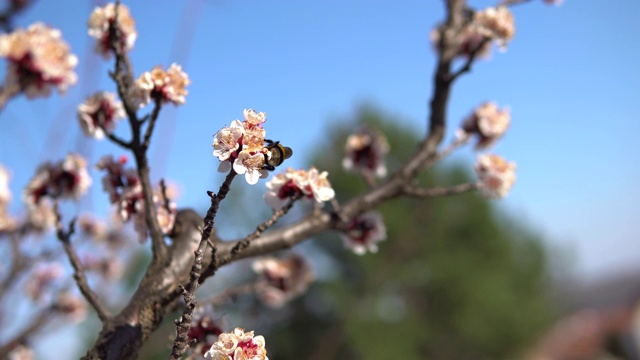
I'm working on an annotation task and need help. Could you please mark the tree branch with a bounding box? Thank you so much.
[142,99,162,151]
[403,181,479,197]
[169,170,236,360]
[216,194,302,267]
[55,210,110,323]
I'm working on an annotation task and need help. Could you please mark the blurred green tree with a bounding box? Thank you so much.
[263,105,553,360]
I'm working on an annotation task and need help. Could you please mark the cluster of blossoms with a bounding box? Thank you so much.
[0,164,16,232]
[340,212,387,255]
[263,167,335,209]
[0,22,78,98]
[342,127,390,178]
[77,92,125,140]
[457,102,510,149]
[431,6,515,58]
[213,109,272,184]
[474,154,516,198]
[23,153,91,206]
[96,155,176,241]
[472,6,515,50]
[204,327,268,360]
[252,254,314,308]
[132,63,190,107]
[87,3,137,58]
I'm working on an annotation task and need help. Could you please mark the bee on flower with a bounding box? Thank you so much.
[213,109,293,185]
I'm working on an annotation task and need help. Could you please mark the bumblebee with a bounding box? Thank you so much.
[263,139,293,171]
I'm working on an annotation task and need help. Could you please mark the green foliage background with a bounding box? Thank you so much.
[262,106,553,360]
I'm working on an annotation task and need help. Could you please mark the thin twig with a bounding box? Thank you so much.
[54,206,110,322]
[142,99,162,151]
[169,170,237,360]
[104,130,132,149]
[403,181,479,197]
[225,194,302,263]
[448,37,491,82]
[0,0,31,33]
[501,0,535,7]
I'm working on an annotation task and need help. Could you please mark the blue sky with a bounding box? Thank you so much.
[2,0,639,284]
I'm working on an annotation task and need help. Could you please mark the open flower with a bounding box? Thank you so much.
[342,127,389,178]
[243,108,267,126]
[0,22,77,98]
[23,153,91,205]
[213,120,245,162]
[457,102,510,149]
[474,154,516,198]
[473,6,515,50]
[77,92,125,140]
[213,109,280,185]
[133,63,190,107]
[252,254,314,308]
[263,167,335,209]
[87,3,137,58]
[233,150,268,185]
[205,328,268,360]
[340,212,387,255]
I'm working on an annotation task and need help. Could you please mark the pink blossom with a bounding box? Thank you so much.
[87,3,137,58]
[340,212,387,255]
[0,22,77,98]
[342,127,390,178]
[252,254,314,308]
[77,92,125,140]
[23,153,91,205]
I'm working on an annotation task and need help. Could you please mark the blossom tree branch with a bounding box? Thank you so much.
[448,37,491,82]
[210,0,471,264]
[107,1,167,261]
[54,209,110,322]
[80,0,525,357]
[219,194,302,266]
[403,181,480,197]
[169,170,236,360]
